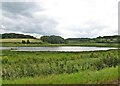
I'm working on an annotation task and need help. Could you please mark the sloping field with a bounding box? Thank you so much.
[0,38,41,43]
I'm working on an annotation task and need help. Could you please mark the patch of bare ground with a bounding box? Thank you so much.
[111,79,120,86]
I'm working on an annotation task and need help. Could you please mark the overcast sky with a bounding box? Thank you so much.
[0,0,119,38]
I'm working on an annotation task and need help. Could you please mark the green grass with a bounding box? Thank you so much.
[1,42,119,47]
[0,38,119,48]
[3,66,118,84]
[0,38,119,47]
[2,49,119,84]
[0,38,42,43]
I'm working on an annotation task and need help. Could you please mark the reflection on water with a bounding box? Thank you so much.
[0,46,117,52]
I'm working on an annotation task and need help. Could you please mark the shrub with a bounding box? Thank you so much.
[22,40,26,44]
[2,56,8,64]
[27,40,30,44]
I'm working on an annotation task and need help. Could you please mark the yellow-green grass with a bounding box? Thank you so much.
[0,38,41,43]
[0,56,1,85]
[2,49,119,84]
[1,42,119,47]
[3,66,118,84]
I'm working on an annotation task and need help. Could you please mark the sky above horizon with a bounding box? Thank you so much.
[0,0,119,38]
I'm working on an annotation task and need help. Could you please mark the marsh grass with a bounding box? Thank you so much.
[2,49,119,84]
[3,66,118,84]
[1,42,119,47]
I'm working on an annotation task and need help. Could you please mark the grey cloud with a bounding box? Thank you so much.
[67,22,108,38]
[2,2,59,36]
[2,2,38,17]
[21,18,59,35]
[1,1,115,38]
[3,14,59,36]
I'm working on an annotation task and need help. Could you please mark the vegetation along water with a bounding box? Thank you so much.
[2,49,120,84]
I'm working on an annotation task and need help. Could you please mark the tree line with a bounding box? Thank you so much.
[1,33,35,39]
[1,33,120,44]
[41,35,65,44]
[66,35,120,43]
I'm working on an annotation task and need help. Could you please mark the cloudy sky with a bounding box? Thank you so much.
[0,0,119,38]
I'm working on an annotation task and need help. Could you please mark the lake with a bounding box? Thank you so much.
[0,46,117,52]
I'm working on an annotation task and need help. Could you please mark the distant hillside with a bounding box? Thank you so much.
[94,35,120,43]
[66,38,92,43]
[1,33,36,39]
[66,35,120,43]
[1,33,119,43]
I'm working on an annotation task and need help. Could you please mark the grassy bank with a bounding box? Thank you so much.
[1,42,119,47]
[2,49,119,84]
[3,66,118,84]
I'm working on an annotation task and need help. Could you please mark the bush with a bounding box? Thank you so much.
[22,40,26,44]
[2,56,8,64]
[27,40,30,44]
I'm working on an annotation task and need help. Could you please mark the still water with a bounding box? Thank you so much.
[0,46,116,52]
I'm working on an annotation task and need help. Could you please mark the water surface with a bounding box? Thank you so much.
[0,46,116,52]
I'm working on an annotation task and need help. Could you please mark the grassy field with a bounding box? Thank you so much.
[0,38,42,43]
[2,49,119,84]
[1,42,119,47]
[0,38,119,47]
[3,67,118,84]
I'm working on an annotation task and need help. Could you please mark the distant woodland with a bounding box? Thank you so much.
[1,33,35,39]
[1,33,120,44]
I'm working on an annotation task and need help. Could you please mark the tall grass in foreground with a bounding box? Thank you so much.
[2,49,119,84]
[3,66,118,84]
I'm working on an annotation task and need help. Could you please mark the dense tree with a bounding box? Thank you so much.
[41,35,65,44]
[95,35,120,43]
[22,40,26,44]
[66,35,120,43]
[66,38,91,43]
[1,33,120,43]
[27,40,30,44]
[1,33,36,39]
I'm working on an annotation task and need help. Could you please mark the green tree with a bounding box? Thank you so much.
[27,40,30,44]
[40,35,65,44]
[22,40,26,44]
